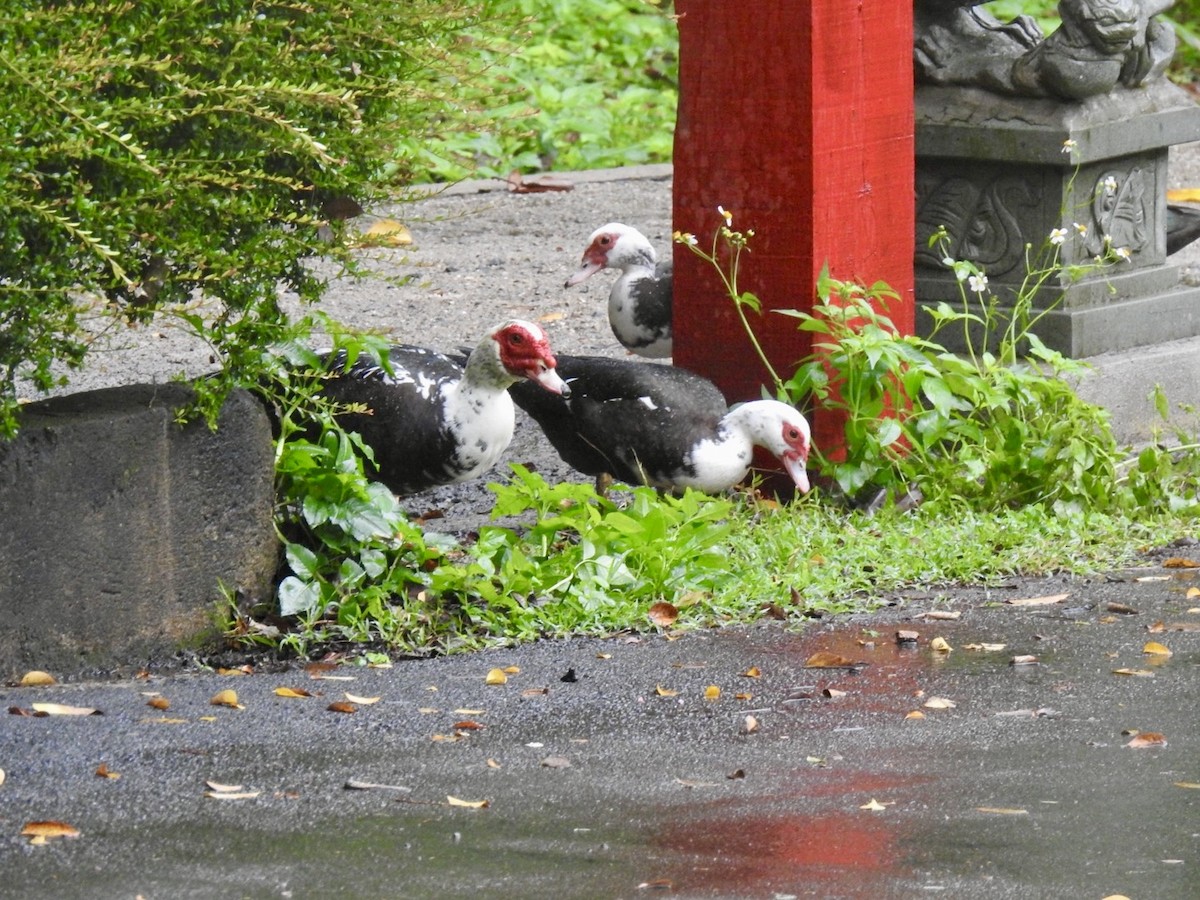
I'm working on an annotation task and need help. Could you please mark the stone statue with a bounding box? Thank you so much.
[915,0,1177,100]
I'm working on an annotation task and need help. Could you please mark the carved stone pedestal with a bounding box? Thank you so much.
[915,80,1200,357]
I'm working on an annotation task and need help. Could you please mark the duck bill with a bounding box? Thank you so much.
[781,453,811,494]
[530,366,571,397]
[565,261,602,287]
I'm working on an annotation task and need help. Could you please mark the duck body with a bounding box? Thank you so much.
[320,320,568,495]
[508,355,811,495]
[566,223,673,358]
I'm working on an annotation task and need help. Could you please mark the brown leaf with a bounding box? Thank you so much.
[734,691,753,701]
[94,763,120,780]
[217,665,253,676]
[21,820,80,840]
[647,601,679,628]
[327,701,358,714]
[453,720,485,731]
[1112,668,1155,677]
[146,696,170,711]
[209,690,243,710]
[823,688,848,699]
[19,670,56,686]
[540,756,571,769]
[1106,602,1139,615]
[803,651,861,669]
[922,610,961,620]
[895,630,919,643]
[726,769,746,780]
[506,169,574,193]
[1006,593,1069,607]
[1126,732,1167,748]
[1162,557,1200,568]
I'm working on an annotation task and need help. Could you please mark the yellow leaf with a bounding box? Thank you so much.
[274,687,312,699]
[655,684,679,697]
[1142,641,1172,656]
[741,666,762,678]
[860,798,887,811]
[1162,556,1200,568]
[804,651,860,668]
[502,665,520,675]
[704,685,721,700]
[1167,188,1200,202]
[209,689,243,709]
[485,668,508,686]
[30,702,99,716]
[361,218,412,246]
[1186,587,1200,599]
[446,795,489,809]
[929,637,952,652]
[147,697,170,711]
[344,693,381,705]
[596,653,612,660]
[1111,668,1155,677]
[19,670,56,686]
[905,710,926,720]
[1006,593,1069,606]
[976,807,1028,816]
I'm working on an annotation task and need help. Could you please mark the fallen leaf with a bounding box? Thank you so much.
[0,768,5,786]
[1142,641,1172,656]
[327,701,357,714]
[823,688,848,699]
[1162,557,1200,568]
[147,697,170,711]
[1126,732,1167,748]
[30,702,101,716]
[360,218,412,246]
[540,756,571,769]
[976,807,1028,815]
[94,763,120,780]
[502,666,521,675]
[860,798,887,811]
[734,692,753,701]
[21,821,80,841]
[485,668,508,686]
[704,685,721,700]
[1106,602,1140,615]
[727,769,746,780]
[637,879,675,891]
[1111,668,1155,677]
[486,758,502,769]
[204,790,261,800]
[1167,188,1200,202]
[453,720,485,731]
[274,686,312,699]
[343,780,411,793]
[929,637,952,652]
[655,685,679,697]
[922,610,961,620]
[742,714,759,734]
[895,630,919,643]
[506,170,574,193]
[1006,593,1069,606]
[964,642,1006,652]
[905,710,926,720]
[446,795,489,809]
[1172,781,1200,789]
[345,693,381,705]
[803,651,862,668]
[1187,587,1200,599]
[596,652,612,660]
[1009,654,1039,665]
[217,665,253,676]
[209,689,243,709]
[924,696,957,709]
[648,601,679,628]
[19,670,56,686]
[741,666,761,678]
[205,780,244,792]
[1133,576,1169,583]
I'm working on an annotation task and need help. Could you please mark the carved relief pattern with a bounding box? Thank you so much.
[1084,166,1150,257]
[915,173,1038,278]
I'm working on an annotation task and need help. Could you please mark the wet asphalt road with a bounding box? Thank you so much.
[2,567,1197,899]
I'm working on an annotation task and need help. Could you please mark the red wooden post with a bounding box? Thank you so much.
[672,2,915,461]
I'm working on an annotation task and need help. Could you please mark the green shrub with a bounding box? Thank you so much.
[0,0,495,438]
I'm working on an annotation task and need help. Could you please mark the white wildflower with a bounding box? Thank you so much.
[1049,227,1068,246]
[968,273,988,294]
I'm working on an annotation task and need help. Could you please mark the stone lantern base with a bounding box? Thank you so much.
[915,80,1200,357]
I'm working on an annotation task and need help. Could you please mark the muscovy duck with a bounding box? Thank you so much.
[1168,203,1200,256]
[507,355,811,495]
[565,223,673,358]
[320,320,569,495]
